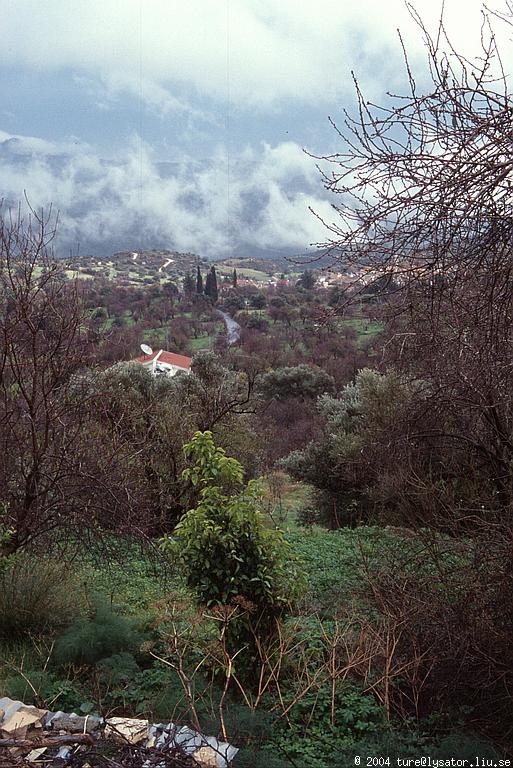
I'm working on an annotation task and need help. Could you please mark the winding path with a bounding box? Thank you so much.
[159,257,174,273]
[217,310,241,345]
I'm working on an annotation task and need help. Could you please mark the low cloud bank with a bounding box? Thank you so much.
[0,132,336,257]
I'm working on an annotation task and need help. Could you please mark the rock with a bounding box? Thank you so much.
[104,717,149,744]
[193,745,218,767]
[45,713,101,733]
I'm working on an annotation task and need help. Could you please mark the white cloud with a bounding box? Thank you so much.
[0,0,504,111]
[0,129,334,255]
[1,1,510,257]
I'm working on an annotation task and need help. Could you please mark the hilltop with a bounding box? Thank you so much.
[68,249,302,289]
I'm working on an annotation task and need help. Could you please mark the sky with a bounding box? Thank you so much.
[0,0,507,258]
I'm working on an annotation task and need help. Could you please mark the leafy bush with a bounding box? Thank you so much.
[281,368,413,527]
[272,681,386,768]
[0,503,14,567]
[3,668,86,712]
[233,749,290,768]
[96,652,141,687]
[162,431,303,619]
[258,364,335,401]
[54,599,144,666]
[0,555,86,638]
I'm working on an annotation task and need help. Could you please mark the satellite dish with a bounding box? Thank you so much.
[140,343,153,356]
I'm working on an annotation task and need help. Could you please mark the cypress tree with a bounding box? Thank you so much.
[196,265,203,294]
[210,266,218,303]
[204,269,213,298]
[232,268,237,288]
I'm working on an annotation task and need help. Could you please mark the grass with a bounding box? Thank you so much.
[339,316,383,346]
[188,334,215,351]
[64,270,94,280]
[100,311,136,331]
[123,311,136,327]
[260,473,313,528]
[218,267,270,281]
[143,327,166,344]
[188,321,224,351]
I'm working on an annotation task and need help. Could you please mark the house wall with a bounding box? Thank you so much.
[141,362,190,377]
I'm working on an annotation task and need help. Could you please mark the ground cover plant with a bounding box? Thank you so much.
[1,521,506,764]
[5,4,513,763]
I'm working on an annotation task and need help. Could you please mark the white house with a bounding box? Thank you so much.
[132,349,192,377]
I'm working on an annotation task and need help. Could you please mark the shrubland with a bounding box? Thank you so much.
[4,4,513,763]
[0,214,509,761]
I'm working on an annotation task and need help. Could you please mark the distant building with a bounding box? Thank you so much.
[132,349,192,377]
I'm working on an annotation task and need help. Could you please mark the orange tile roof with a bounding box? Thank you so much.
[132,349,193,369]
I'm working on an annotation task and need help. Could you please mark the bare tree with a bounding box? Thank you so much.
[0,204,150,554]
[312,6,513,527]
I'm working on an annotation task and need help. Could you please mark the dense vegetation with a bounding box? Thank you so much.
[3,9,513,766]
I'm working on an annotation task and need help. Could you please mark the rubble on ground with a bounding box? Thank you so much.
[0,698,237,768]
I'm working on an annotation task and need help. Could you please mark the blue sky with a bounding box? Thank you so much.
[0,0,499,257]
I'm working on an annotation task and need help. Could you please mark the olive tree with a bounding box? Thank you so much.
[313,7,513,528]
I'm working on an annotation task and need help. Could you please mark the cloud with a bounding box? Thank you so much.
[0,130,335,256]
[1,2,508,258]
[0,0,500,112]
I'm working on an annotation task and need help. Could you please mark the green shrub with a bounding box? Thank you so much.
[0,555,86,638]
[54,600,143,666]
[232,745,290,768]
[95,652,140,686]
[272,682,385,768]
[432,733,502,759]
[162,432,303,637]
[0,503,15,572]
[3,668,86,712]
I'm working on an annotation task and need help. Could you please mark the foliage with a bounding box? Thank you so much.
[0,529,506,757]
[0,504,15,571]
[272,681,385,768]
[296,269,316,290]
[95,352,261,531]
[249,291,266,309]
[258,364,335,401]
[313,6,513,531]
[94,362,193,532]
[3,668,87,712]
[162,432,302,630]
[53,599,144,667]
[0,555,86,638]
[80,540,175,615]
[0,206,105,553]
[182,272,195,296]
[287,526,397,616]
[195,265,203,294]
[280,525,513,739]
[178,351,259,433]
[204,266,218,303]
[330,729,503,765]
[282,368,412,526]
[344,533,513,731]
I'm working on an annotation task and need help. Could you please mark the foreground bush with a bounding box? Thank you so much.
[162,432,303,649]
[333,530,513,738]
[54,599,144,666]
[0,555,85,638]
